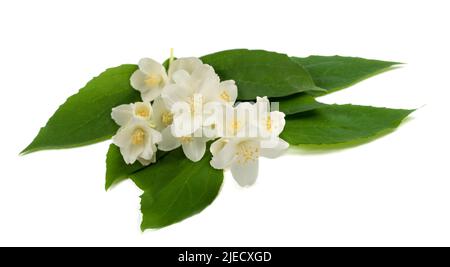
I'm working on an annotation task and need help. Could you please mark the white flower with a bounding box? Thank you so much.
[130,58,168,102]
[209,97,289,186]
[161,58,237,137]
[210,137,289,186]
[111,101,162,166]
[152,96,208,162]
[254,96,286,143]
[111,102,152,126]
[167,57,203,80]
[214,102,256,138]
[156,57,238,162]
[158,129,209,162]
[113,118,162,166]
[218,80,238,104]
[152,97,173,131]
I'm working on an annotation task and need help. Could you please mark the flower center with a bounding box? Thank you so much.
[236,142,259,164]
[220,91,230,102]
[179,136,193,144]
[135,105,150,118]
[145,74,162,87]
[131,128,145,145]
[161,111,173,126]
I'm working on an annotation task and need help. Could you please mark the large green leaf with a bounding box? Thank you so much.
[291,56,400,95]
[281,104,413,145]
[131,148,223,230]
[105,144,145,190]
[272,93,325,115]
[105,144,169,190]
[201,49,321,100]
[22,65,141,154]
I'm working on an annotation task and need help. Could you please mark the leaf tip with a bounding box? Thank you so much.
[19,143,35,156]
[104,183,111,192]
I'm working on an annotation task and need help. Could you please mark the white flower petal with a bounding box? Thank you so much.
[141,87,162,102]
[258,110,286,138]
[139,145,154,161]
[151,97,169,130]
[233,102,258,138]
[150,128,163,144]
[260,138,289,158]
[112,120,160,165]
[111,104,133,126]
[150,151,157,163]
[170,110,202,137]
[210,140,237,169]
[129,144,145,163]
[171,69,191,85]
[230,159,259,187]
[133,102,153,120]
[268,111,286,136]
[120,143,144,164]
[134,125,159,161]
[161,84,192,108]
[112,125,134,147]
[181,138,206,162]
[168,57,203,78]
[256,96,270,114]
[138,58,167,77]
[131,58,168,101]
[210,138,227,155]
[158,127,180,151]
[138,157,152,166]
[219,80,237,104]
[194,65,220,100]
[130,70,149,93]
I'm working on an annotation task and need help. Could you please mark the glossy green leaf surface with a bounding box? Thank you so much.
[292,55,400,95]
[273,93,325,115]
[201,49,320,100]
[131,149,223,230]
[22,65,140,154]
[281,104,413,145]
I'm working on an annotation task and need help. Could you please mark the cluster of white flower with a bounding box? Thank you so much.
[111,57,289,186]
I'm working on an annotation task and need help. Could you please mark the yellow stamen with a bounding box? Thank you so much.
[179,136,193,144]
[220,91,230,102]
[135,105,150,118]
[145,74,162,87]
[236,142,259,164]
[131,128,145,145]
[161,111,173,126]
[266,115,272,131]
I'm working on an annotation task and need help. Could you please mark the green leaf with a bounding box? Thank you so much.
[201,49,320,100]
[281,104,413,145]
[105,144,144,190]
[131,148,223,230]
[272,93,325,115]
[105,144,169,190]
[22,65,140,154]
[291,56,400,95]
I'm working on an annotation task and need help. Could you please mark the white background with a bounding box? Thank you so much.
[1,0,449,247]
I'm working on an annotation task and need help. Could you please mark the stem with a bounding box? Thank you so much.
[169,48,174,64]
